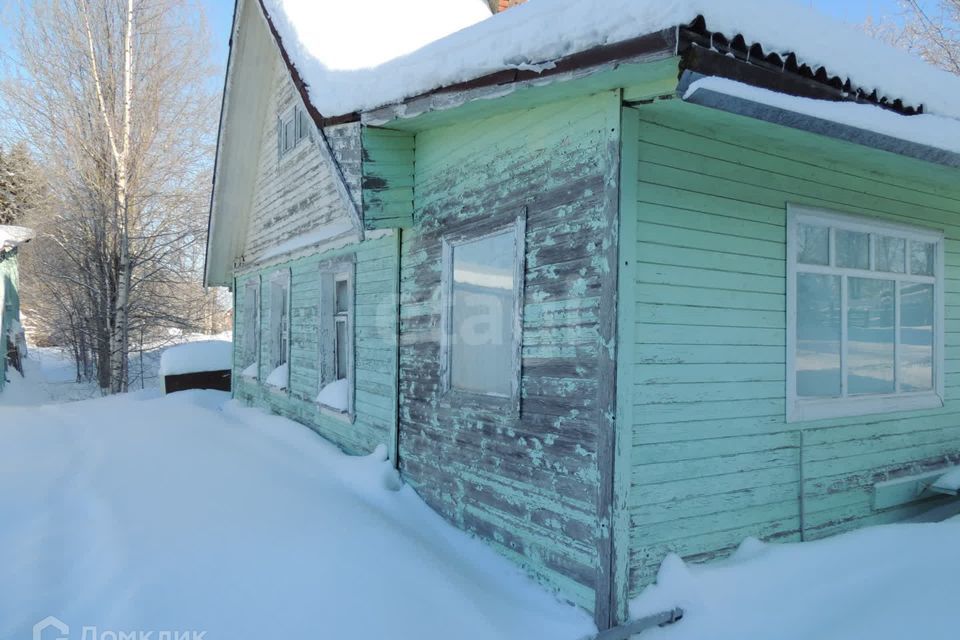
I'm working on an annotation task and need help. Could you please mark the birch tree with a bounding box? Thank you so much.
[867,0,960,75]
[1,0,220,391]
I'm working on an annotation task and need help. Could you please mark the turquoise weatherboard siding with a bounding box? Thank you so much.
[234,232,399,457]
[622,99,960,597]
[397,91,623,617]
[0,250,20,392]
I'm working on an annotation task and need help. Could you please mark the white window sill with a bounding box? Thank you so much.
[318,403,354,424]
[264,383,290,396]
[788,392,943,423]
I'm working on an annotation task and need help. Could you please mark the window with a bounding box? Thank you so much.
[334,276,349,380]
[277,104,310,159]
[787,206,943,422]
[266,269,290,389]
[440,215,526,405]
[240,277,260,378]
[317,263,353,415]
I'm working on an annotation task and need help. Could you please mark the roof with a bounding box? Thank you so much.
[208,0,960,285]
[260,0,960,121]
[0,225,34,253]
[260,0,492,120]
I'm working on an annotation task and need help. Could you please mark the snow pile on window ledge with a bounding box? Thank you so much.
[265,363,289,389]
[158,340,233,377]
[630,516,960,640]
[934,467,960,492]
[241,362,258,378]
[684,76,960,156]
[262,0,960,121]
[317,378,349,412]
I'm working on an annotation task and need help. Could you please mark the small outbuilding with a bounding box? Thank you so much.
[159,340,233,395]
[0,225,33,391]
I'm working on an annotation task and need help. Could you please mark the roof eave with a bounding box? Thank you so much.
[203,0,242,288]
[681,79,960,169]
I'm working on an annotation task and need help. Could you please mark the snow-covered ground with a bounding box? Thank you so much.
[0,369,594,640]
[5,350,960,640]
[0,333,234,406]
[0,347,100,406]
[631,518,960,640]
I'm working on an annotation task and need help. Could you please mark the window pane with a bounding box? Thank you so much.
[798,224,830,265]
[245,286,258,364]
[901,283,934,392]
[797,274,841,397]
[280,286,289,366]
[910,241,935,276]
[299,109,309,140]
[836,230,869,269]
[451,230,516,396]
[335,279,349,314]
[284,120,295,151]
[847,278,895,395]
[335,319,348,381]
[272,281,289,367]
[875,235,905,273]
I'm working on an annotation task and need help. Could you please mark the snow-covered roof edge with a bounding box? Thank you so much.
[683,76,960,164]
[257,0,960,122]
[0,225,35,253]
[258,0,492,125]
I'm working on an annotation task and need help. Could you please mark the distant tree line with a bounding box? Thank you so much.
[0,0,230,392]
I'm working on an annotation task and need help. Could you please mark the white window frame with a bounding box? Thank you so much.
[242,276,261,376]
[266,269,291,389]
[439,211,526,412]
[317,259,354,418]
[787,204,945,422]
[277,104,310,161]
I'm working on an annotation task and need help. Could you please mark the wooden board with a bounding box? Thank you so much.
[397,91,623,621]
[623,99,960,595]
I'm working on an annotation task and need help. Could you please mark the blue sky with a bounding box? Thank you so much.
[0,0,910,90]
[197,0,906,75]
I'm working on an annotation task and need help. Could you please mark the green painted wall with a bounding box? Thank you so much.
[397,91,623,618]
[621,99,960,597]
[234,232,399,457]
[0,250,20,392]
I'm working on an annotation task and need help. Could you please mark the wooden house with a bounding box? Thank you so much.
[0,225,33,390]
[205,0,960,631]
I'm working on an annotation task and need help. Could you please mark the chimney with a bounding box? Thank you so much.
[488,0,526,13]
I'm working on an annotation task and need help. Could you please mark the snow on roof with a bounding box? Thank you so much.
[0,226,34,252]
[261,0,960,122]
[684,76,960,157]
[260,0,492,115]
[159,340,233,377]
